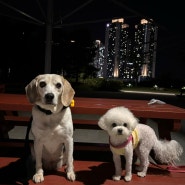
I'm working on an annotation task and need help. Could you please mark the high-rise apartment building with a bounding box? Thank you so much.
[103,18,132,79]
[133,19,158,81]
[95,18,158,82]
[93,40,105,78]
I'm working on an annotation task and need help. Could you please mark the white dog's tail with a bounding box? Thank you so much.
[153,139,183,165]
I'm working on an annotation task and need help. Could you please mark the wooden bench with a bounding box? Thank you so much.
[0,94,185,185]
[1,94,185,149]
[0,84,5,93]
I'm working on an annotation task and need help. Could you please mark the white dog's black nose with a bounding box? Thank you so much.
[45,93,54,103]
[117,128,123,135]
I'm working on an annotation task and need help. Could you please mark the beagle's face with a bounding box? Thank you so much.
[25,74,75,109]
[37,74,63,106]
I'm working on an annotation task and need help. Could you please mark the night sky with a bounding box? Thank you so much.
[0,0,185,81]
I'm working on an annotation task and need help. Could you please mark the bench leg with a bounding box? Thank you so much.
[0,111,14,139]
[154,119,173,140]
[139,118,147,124]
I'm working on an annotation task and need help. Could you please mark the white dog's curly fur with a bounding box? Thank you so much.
[98,106,183,182]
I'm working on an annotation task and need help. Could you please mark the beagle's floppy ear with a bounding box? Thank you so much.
[61,77,75,107]
[25,76,40,103]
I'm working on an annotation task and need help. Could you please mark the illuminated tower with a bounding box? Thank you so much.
[104,18,131,79]
[93,40,105,77]
[133,19,158,81]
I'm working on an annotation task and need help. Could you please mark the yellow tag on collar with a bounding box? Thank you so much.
[70,99,75,107]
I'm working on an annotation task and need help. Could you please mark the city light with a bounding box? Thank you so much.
[93,17,157,82]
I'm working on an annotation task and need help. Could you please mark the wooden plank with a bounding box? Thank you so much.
[0,157,185,185]
[0,94,185,120]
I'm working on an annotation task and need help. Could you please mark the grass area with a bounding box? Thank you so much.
[69,78,181,95]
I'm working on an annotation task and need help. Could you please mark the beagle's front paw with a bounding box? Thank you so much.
[67,171,76,181]
[33,172,44,183]
[112,174,121,181]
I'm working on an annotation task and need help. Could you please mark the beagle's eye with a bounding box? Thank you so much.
[112,123,117,127]
[56,83,62,89]
[123,123,127,127]
[39,81,46,88]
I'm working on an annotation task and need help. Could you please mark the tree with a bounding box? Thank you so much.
[52,28,97,82]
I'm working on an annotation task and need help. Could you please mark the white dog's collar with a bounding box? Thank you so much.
[109,129,139,155]
[109,134,133,148]
[109,128,139,149]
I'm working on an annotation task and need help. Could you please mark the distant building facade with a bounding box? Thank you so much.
[93,18,158,82]
[93,40,105,78]
[103,18,132,79]
[133,19,158,81]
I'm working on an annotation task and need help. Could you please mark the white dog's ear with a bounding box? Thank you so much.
[98,116,108,130]
[25,76,39,103]
[130,117,139,131]
[61,77,75,107]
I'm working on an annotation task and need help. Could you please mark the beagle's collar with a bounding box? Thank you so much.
[36,105,67,115]
[37,105,52,115]
[109,134,133,148]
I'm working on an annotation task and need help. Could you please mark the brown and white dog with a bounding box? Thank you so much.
[25,74,75,183]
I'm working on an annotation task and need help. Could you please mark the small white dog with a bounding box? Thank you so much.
[25,74,76,183]
[98,106,183,182]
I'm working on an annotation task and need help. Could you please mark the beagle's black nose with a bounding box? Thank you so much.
[45,93,54,102]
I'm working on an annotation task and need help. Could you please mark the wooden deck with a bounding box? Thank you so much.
[0,155,185,185]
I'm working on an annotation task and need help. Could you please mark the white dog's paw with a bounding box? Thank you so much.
[124,174,132,182]
[135,165,143,172]
[67,171,76,181]
[137,171,146,177]
[112,175,121,181]
[33,173,44,183]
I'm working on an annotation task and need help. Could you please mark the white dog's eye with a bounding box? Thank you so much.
[56,83,62,89]
[39,81,46,88]
[123,123,127,127]
[112,123,117,127]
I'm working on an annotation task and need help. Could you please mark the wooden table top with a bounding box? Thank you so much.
[0,93,185,119]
